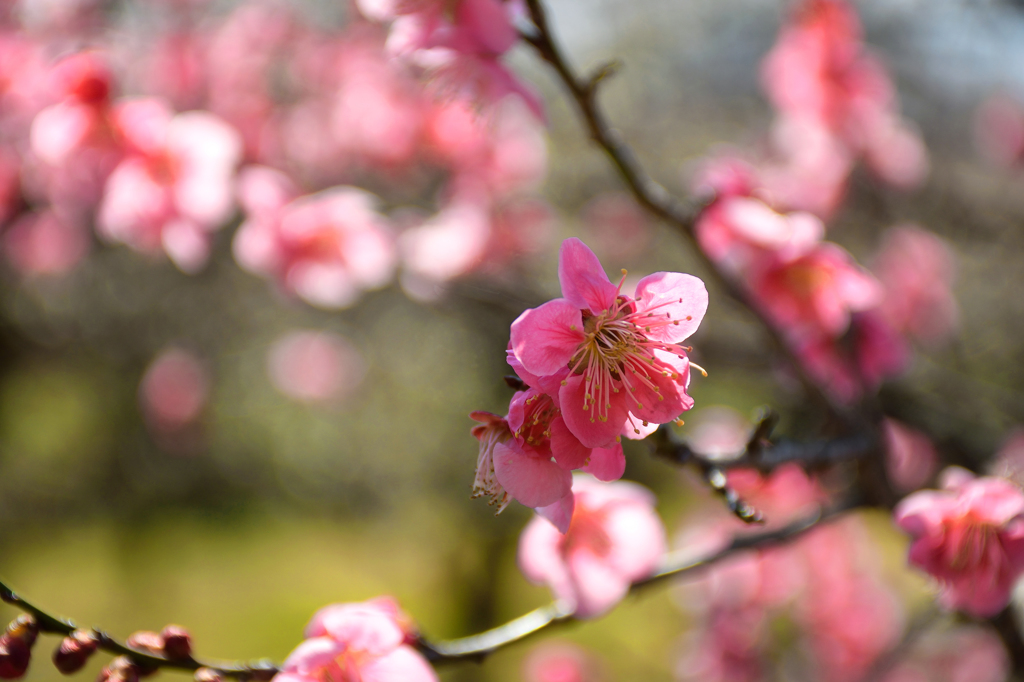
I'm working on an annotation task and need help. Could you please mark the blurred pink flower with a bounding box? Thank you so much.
[234,169,396,309]
[522,642,602,682]
[883,419,938,493]
[278,598,436,682]
[97,98,242,272]
[675,608,766,682]
[727,463,824,525]
[329,35,428,170]
[139,347,209,433]
[267,331,366,404]
[871,224,958,345]
[795,520,904,682]
[518,475,665,617]
[683,406,752,461]
[761,0,928,189]
[28,51,121,209]
[974,94,1024,169]
[360,0,543,117]
[850,309,910,390]
[510,238,707,449]
[750,242,882,341]
[695,195,823,274]
[895,470,1024,616]
[3,208,89,276]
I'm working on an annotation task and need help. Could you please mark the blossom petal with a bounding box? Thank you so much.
[568,549,631,619]
[559,374,629,449]
[536,491,575,534]
[360,646,438,682]
[282,637,346,673]
[510,299,584,377]
[581,444,625,482]
[557,238,617,313]
[634,272,709,343]
[493,441,572,508]
[549,416,592,470]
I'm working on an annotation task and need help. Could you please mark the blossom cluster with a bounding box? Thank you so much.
[690,0,957,403]
[471,237,707,531]
[0,0,549,300]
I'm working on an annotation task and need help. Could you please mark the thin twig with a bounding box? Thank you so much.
[0,581,277,680]
[419,499,859,664]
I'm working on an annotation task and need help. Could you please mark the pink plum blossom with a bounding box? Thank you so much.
[97,98,242,273]
[267,331,366,404]
[750,241,882,341]
[761,0,928,189]
[28,51,121,209]
[895,469,1024,617]
[277,598,436,682]
[139,348,208,444]
[883,418,938,493]
[234,168,397,309]
[522,641,601,682]
[694,195,823,275]
[469,369,626,522]
[974,94,1024,169]
[871,224,958,345]
[2,208,89,276]
[359,0,543,117]
[518,475,665,617]
[510,238,707,449]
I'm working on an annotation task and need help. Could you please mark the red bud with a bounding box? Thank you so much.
[160,626,192,660]
[0,635,30,680]
[5,617,37,648]
[53,630,99,675]
[125,632,163,656]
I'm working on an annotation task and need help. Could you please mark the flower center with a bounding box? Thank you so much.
[566,285,693,426]
[948,517,998,572]
[514,392,559,450]
[561,503,612,557]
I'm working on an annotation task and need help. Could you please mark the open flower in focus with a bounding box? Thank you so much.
[518,475,665,617]
[894,469,1024,617]
[510,238,708,449]
[277,598,436,682]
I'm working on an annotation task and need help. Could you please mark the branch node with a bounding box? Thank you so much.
[584,59,622,96]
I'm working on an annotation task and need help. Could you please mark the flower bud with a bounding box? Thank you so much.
[125,632,162,656]
[160,626,192,660]
[0,634,31,680]
[98,656,140,682]
[5,616,38,648]
[53,630,99,675]
[193,668,222,682]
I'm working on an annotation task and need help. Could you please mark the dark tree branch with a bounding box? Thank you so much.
[0,580,278,680]
[419,499,860,664]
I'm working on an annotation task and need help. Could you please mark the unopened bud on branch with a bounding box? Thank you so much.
[53,630,99,674]
[125,632,163,656]
[98,656,140,682]
[5,617,38,648]
[160,626,192,660]
[0,635,31,680]
[193,667,222,682]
